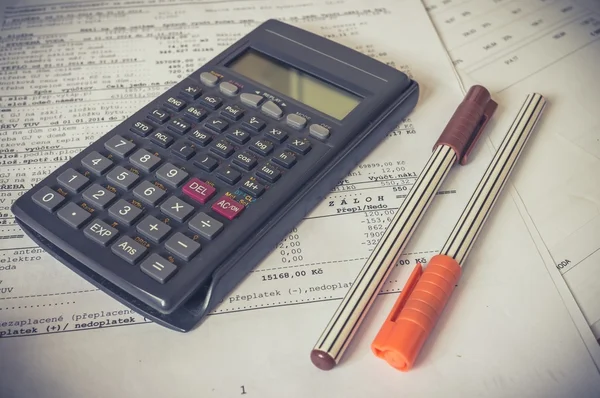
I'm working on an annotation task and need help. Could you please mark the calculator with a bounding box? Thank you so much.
[11,19,419,332]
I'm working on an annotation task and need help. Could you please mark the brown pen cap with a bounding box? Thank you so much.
[433,85,498,165]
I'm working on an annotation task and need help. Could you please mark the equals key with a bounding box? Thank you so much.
[165,232,201,261]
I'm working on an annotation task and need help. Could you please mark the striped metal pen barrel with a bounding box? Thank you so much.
[370,92,547,372]
[440,92,547,265]
[310,85,498,371]
[310,144,457,369]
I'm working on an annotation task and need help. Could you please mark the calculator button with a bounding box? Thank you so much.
[217,166,241,185]
[266,127,288,143]
[164,96,186,112]
[220,104,244,121]
[205,117,229,133]
[257,163,281,183]
[200,72,219,87]
[108,199,143,226]
[111,236,147,264]
[167,117,191,135]
[242,115,266,132]
[130,149,161,172]
[189,129,213,146]
[184,106,208,122]
[219,81,239,96]
[210,139,235,158]
[181,84,201,99]
[82,184,116,209]
[133,181,167,206]
[171,141,196,160]
[57,202,92,228]
[250,138,274,156]
[272,149,296,169]
[131,120,154,137]
[150,131,174,148]
[107,166,139,190]
[240,93,264,108]
[211,195,245,220]
[85,219,119,247]
[57,168,89,193]
[182,178,216,204]
[240,178,265,198]
[288,137,311,155]
[104,135,136,158]
[140,254,178,284]
[199,94,222,110]
[261,100,283,119]
[160,196,194,222]
[189,212,223,240]
[232,152,257,170]
[81,151,113,175]
[32,186,65,212]
[165,233,201,261]
[193,154,218,172]
[148,108,170,124]
[309,124,330,140]
[136,215,171,243]
[286,114,307,129]
[227,128,251,144]
[156,163,189,188]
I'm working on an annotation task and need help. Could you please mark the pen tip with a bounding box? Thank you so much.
[310,349,336,370]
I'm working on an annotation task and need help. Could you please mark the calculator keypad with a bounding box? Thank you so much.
[29,72,327,297]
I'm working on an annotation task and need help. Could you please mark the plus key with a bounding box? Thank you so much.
[211,195,245,220]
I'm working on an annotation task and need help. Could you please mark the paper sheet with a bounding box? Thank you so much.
[1,0,600,397]
[423,0,600,340]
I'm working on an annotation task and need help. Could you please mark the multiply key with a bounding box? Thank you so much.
[211,194,245,220]
[182,177,216,204]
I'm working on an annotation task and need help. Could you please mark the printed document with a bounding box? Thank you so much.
[424,0,600,339]
[1,0,600,397]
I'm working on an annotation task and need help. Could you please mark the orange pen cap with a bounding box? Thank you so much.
[371,254,462,371]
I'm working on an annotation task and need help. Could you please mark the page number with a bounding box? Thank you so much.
[240,386,247,395]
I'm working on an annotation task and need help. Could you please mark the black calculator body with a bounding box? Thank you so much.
[11,19,419,332]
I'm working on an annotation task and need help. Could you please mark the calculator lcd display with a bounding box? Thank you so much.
[227,49,361,120]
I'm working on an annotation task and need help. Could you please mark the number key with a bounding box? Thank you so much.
[104,135,136,158]
[81,151,113,176]
[107,166,140,190]
[82,184,116,209]
[32,186,65,212]
[130,149,161,172]
[156,163,189,188]
[133,180,166,206]
[57,168,89,193]
[108,199,143,226]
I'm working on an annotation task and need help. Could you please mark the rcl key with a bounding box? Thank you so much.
[211,195,245,220]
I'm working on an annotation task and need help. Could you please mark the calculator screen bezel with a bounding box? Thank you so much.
[211,21,411,129]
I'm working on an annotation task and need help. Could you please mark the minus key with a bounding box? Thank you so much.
[165,232,201,261]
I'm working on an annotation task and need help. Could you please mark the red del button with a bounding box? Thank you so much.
[211,195,244,220]
[182,178,216,204]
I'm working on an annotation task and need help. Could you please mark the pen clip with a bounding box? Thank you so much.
[433,85,498,165]
[460,98,498,165]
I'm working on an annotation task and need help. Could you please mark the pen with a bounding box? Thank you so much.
[310,85,498,370]
[370,92,547,371]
